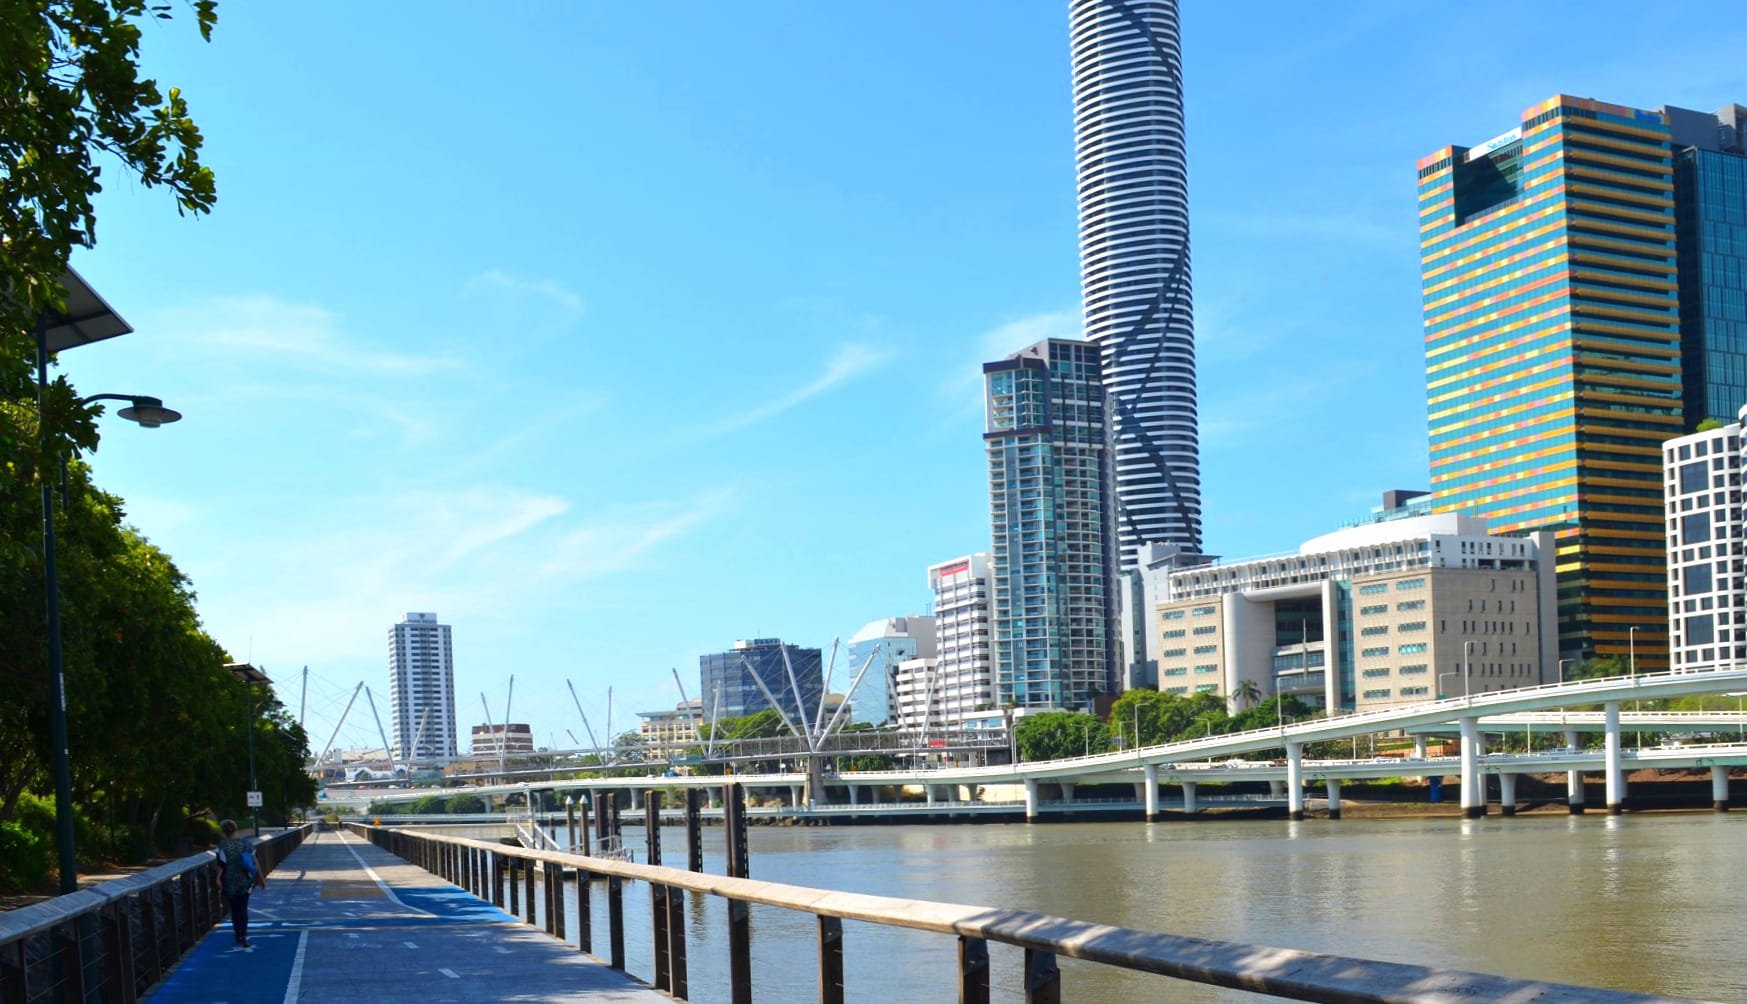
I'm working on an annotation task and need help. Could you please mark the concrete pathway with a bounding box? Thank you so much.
[144,828,665,1003]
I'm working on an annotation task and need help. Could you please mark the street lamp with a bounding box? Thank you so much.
[1557,659,1575,685]
[226,663,271,838]
[33,270,176,894]
[1628,626,1642,746]
[1463,640,1475,702]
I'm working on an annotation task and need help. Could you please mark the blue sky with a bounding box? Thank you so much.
[63,1,1747,756]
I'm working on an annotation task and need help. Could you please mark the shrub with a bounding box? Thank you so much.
[186,815,222,848]
[0,822,52,891]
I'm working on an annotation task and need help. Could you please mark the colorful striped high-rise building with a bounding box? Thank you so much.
[1419,95,1683,669]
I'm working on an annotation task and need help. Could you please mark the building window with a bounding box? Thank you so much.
[1399,643,1428,654]
[1360,626,1389,637]
[1358,583,1388,595]
[1360,604,1387,616]
[1397,600,1426,611]
[1361,646,1390,658]
[1192,605,1217,616]
[1362,688,1392,700]
[1399,621,1427,632]
[1163,610,1186,620]
[1395,578,1426,590]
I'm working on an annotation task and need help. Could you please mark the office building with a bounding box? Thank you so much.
[637,700,704,760]
[892,657,940,732]
[1670,104,1747,427]
[1153,514,1557,712]
[927,554,996,726]
[1071,0,1202,564]
[1118,541,1213,691]
[1419,95,1682,669]
[985,338,1115,709]
[844,616,936,726]
[699,638,825,728]
[387,612,458,761]
[1663,414,1746,669]
[468,722,533,758]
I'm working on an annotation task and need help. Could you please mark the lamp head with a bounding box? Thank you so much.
[116,396,181,428]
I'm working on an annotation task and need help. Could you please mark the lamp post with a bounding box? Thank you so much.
[33,271,174,894]
[226,663,271,838]
[1629,626,1641,747]
[1463,640,1475,702]
[1557,659,1575,685]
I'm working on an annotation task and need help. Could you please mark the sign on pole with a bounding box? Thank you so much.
[246,791,263,807]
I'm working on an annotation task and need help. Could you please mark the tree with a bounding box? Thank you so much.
[1696,417,1727,432]
[0,0,218,342]
[1234,679,1263,711]
[1014,711,1110,761]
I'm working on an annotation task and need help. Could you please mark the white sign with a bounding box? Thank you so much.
[246,791,263,807]
[1465,127,1523,162]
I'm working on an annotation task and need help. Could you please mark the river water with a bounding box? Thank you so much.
[430,814,1746,1002]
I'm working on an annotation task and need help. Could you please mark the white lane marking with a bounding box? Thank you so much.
[403,941,419,949]
[337,833,433,915]
[439,968,459,979]
[282,931,309,1004]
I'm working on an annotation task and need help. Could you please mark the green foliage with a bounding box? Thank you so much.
[708,710,788,741]
[1014,711,1110,761]
[0,821,52,890]
[1696,417,1727,432]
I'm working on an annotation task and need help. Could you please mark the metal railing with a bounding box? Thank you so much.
[350,822,1696,1003]
[0,825,310,1003]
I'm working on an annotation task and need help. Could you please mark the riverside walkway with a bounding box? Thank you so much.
[144,828,662,1003]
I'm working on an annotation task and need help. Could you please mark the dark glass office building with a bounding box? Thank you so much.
[1670,104,1747,428]
[699,639,824,729]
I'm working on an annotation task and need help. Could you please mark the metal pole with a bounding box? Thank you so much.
[38,328,77,894]
[247,682,260,836]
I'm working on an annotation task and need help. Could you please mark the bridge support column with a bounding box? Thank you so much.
[1565,730,1584,814]
[1181,781,1197,816]
[1413,735,1427,759]
[1499,773,1517,816]
[1286,742,1304,821]
[1459,716,1482,818]
[1604,701,1624,814]
[1143,764,1159,821]
[1712,765,1731,811]
[789,785,802,808]
[1325,779,1341,820]
[847,785,860,806]
[1024,778,1039,822]
[1059,782,1075,804]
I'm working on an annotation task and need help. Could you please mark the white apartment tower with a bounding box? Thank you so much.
[1664,416,1747,669]
[388,612,458,761]
[1071,0,1202,564]
[928,554,996,724]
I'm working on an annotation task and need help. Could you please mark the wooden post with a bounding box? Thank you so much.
[577,794,592,856]
[667,882,688,999]
[551,863,566,941]
[103,901,137,1004]
[508,856,520,916]
[524,854,537,926]
[728,898,752,1004]
[959,936,990,1004]
[574,866,592,954]
[817,915,844,1004]
[56,921,85,1002]
[724,783,749,879]
[685,788,704,872]
[491,853,504,908]
[1025,948,1061,1004]
[138,886,162,983]
[608,875,626,971]
[647,791,669,991]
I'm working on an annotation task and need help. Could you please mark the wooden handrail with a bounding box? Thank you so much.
[353,824,1710,1003]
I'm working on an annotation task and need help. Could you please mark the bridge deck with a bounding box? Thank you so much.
[145,828,664,1003]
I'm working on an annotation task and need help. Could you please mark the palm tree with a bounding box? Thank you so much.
[1235,679,1263,711]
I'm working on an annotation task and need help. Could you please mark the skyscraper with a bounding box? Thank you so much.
[985,338,1115,708]
[1419,95,1682,668]
[388,612,458,761]
[928,554,996,725]
[1070,0,1202,565]
[699,639,825,729]
[844,616,937,726]
[1669,104,1747,426]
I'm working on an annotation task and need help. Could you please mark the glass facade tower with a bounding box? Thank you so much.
[1420,95,1682,668]
[699,639,824,729]
[984,338,1115,709]
[1070,0,1202,566]
[1670,103,1747,427]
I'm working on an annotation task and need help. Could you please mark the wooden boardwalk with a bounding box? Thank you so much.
[144,828,665,1003]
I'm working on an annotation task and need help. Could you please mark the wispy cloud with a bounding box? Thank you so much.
[937,309,1082,424]
[167,296,460,377]
[699,343,892,437]
[464,268,585,315]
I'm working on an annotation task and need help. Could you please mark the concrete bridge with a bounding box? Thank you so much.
[355,668,1747,823]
